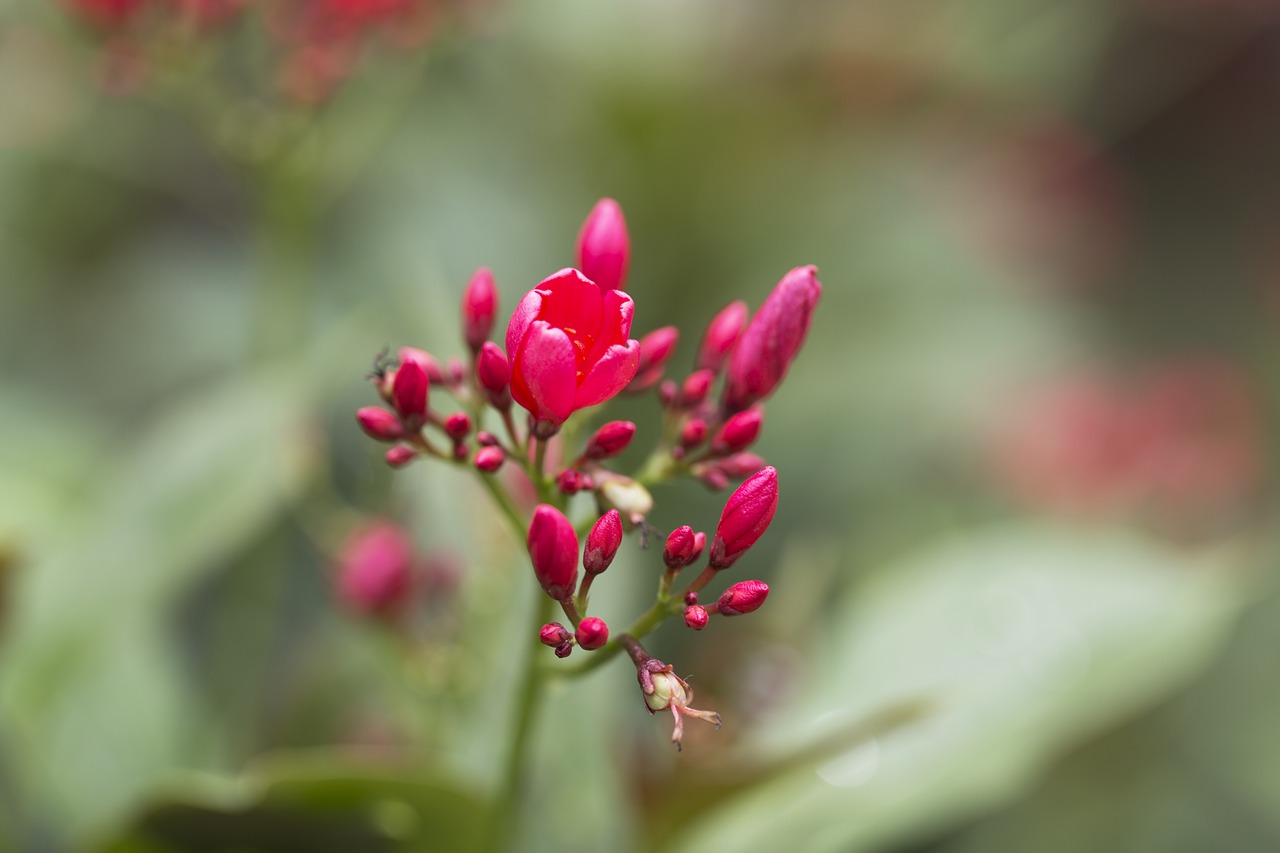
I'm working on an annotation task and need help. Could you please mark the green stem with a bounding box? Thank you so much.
[476,472,527,542]
[550,596,678,678]
[494,593,554,848]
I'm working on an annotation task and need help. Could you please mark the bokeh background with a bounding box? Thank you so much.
[2,0,1280,850]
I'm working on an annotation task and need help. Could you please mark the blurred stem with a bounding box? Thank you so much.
[494,593,554,849]
[476,472,527,543]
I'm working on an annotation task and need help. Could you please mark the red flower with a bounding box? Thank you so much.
[505,268,641,428]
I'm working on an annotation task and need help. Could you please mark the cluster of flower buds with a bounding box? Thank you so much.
[356,197,820,747]
[62,0,454,103]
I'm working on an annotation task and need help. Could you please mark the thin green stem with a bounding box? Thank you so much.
[549,596,679,678]
[476,471,527,542]
[493,593,554,849]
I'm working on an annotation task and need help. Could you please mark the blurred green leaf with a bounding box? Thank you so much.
[96,752,489,853]
[666,524,1248,853]
[0,367,319,844]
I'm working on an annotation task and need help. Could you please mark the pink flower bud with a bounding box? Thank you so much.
[684,591,699,606]
[716,580,770,616]
[444,412,472,440]
[461,267,498,351]
[357,407,403,442]
[683,605,709,630]
[554,641,574,658]
[556,469,590,495]
[710,466,778,569]
[540,622,570,646]
[657,379,679,408]
[585,420,637,460]
[712,452,769,479]
[576,198,630,292]
[697,300,749,373]
[384,445,417,468]
[399,347,445,385]
[575,616,609,650]
[583,509,623,575]
[476,341,512,410]
[506,269,641,426]
[712,408,763,454]
[629,326,680,392]
[476,430,500,447]
[680,418,707,449]
[527,504,579,601]
[391,359,429,425]
[336,522,415,617]
[724,266,822,412]
[473,446,506,473]
[663,525,702,570]
[679,369,715,408]
[447,358,467,387]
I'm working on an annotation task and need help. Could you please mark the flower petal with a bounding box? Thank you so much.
[536,268,603,339]
[506,287,545,359]
[576,340,641,409]
[518,321,578,424]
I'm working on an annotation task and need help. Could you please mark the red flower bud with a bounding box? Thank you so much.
[710,466,778,569]
[712,408,763,454]
[697,300,749,373]
[576,198,630,292]
[506,269,641,426]
[461,267,498,352]
[554,641,574,658]
[399,347,445,385]
[679,369,715,408]
[476,341,512,410]
[527,504,579,600]
[391,359,429,425]
[716,580,770,616]
[67,0,145,27]
[585,420,637,460]
[684,591,699,606]
[663,525,703,570]
[724,266,822,412]
[540,622,571,646]
[447,358,467,388]
[336,521,415,617]
[680,418,707,449]
[476,430,500,447]
[584,509,623,575]
[683,605,709,630]
[384,445,417,468]
[629,326,679,392]
[556,469,592,495]
[473,446,506,473]
[575,616,609,650]
[444,412,472,440]
[657,379,679,408]
[357,406,403,442]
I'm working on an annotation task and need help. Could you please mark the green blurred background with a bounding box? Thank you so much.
[2,0,1280,850]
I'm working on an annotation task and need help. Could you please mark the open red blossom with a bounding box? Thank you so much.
[505,268,641,427]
